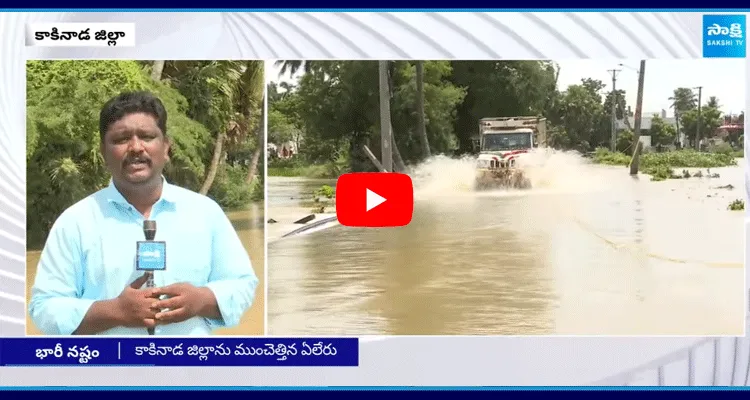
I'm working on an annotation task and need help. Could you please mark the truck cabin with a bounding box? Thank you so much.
[480,129,534,152]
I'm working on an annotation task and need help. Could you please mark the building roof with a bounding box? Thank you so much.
[615,114,677,131]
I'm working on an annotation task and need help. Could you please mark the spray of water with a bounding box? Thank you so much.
[407,154,478,198]
[406,148,619,201]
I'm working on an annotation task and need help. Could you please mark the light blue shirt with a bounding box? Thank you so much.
[29,178,259,336]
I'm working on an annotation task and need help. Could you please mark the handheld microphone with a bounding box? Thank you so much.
[144,220,156,241]
[136,219,166,336]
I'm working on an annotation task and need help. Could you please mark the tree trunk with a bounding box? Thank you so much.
[247,93,265,183]
[416,61,430,159]
[674,110,681,147]
[199,133,226,195]
[379,61,393,172]
[246,127,263,184]
[151,61,165,82]
[385,62,406,172]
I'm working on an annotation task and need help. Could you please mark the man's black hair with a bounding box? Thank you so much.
[99,91,168,140]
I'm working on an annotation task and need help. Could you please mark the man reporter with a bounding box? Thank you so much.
[28,91,259,336]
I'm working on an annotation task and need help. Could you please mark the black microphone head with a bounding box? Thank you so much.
[143,220,156,240]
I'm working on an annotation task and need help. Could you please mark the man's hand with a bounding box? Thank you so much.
[151,283,220,324]
[113,273,160,329]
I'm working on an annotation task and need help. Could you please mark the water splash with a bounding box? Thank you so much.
[517,148,620,193]
[407,154,478,198]
[406,148,618,201]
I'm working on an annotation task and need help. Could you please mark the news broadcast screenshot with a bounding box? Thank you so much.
[0,9,748,393]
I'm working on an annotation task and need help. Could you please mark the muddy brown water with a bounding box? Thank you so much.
[267,153,745,336]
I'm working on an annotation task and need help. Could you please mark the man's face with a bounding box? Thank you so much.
[101,112,170,187]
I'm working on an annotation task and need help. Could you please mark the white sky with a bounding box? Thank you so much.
[266,60,746,117]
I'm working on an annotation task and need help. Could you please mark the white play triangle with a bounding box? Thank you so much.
[366,188,386,212]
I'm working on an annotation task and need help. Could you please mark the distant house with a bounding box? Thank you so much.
[267,140,298,159]
[615,109,679,148]
[615,109,677,132]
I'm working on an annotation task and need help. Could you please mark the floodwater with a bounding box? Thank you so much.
[267,151,746,336]
[25,203,266,335]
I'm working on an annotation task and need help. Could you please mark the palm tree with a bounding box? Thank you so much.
[669,87,697,146]
[275,60,316,79]
[151,61,264,194]
[240,62,265,184]
[706,96,720,109]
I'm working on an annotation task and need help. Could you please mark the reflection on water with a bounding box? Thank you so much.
[26,203,265,335]
[268,152,745,336]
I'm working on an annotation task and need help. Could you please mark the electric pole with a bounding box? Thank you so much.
[694,86,703,151]
[379,60,393,172]
[608,68,621,152]
[629,60,646,175]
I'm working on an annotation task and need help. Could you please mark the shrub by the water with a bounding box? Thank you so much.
[592,148,738,181]
[728,199,745,211]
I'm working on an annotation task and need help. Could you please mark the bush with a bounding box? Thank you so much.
[314,185,335,200]
[207,164,256,209]
[592,147,631,165]
[728,199,745,211]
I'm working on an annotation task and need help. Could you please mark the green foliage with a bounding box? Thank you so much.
[27,60,262,248]
[310,184,335,213]
[554,80,606,151]
[592,147,631,166]
[268,108,301,145]
[270,61,664,168]
[709,142,735,156]
[451,61,557,152]
[207,164,255,209]
[269,157,303,169]
[314,185,335,199]
[728,199,745,211]
[644,165,675,181]
[648,114,677,146]
[592,148,737,181]
[271,60,742,175]
[269,61,468,170]
[642,149,736,169]
[680,106,723,145]
[391,61,466,159]
[593,148,736,169]
[616,129,634,153]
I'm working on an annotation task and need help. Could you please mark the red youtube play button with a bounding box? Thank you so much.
[335,172,414,228]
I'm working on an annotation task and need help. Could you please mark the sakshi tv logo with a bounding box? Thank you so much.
[140,249,162,258]
[702,14,745,58]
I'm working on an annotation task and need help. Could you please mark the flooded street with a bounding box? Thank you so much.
[267,151,745,336]
[26,203,266,336]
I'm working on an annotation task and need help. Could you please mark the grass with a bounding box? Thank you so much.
[592,148,739,182]
[268,164,338,179]
[268,158,347,179]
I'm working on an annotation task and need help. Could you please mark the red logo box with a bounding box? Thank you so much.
[335,172,414,228]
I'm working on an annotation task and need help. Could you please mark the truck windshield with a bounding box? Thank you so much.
[482,133,531,151]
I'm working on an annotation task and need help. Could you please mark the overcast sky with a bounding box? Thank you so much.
[266,60,746,117]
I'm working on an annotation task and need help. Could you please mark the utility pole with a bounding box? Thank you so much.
[608,68,621,152]
[629,60,646,175]
[378,60,393,172]
[694,86,703,151]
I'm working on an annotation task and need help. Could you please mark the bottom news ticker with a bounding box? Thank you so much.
[0,338,358,367]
